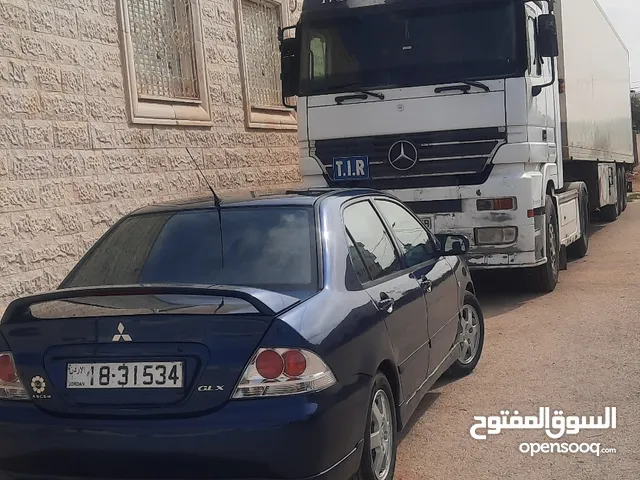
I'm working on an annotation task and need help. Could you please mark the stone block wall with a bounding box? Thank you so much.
[0,0,302,313]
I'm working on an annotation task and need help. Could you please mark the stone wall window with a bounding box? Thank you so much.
[118,0,212,125]
[236,0,296,130]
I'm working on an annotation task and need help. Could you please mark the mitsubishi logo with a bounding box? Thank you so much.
[388,140,419,171]
[112,322,132,342]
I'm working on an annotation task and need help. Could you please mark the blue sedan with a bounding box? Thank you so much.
[0,188,484,480]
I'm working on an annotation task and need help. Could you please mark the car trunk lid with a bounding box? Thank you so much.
[0,285,300,417]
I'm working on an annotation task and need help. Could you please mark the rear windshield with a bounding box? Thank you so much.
[61,207,319,293]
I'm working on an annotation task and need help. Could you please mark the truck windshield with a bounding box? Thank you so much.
[299,0,524,96]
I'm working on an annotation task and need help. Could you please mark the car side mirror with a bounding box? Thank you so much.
[279,30,300,106]
[537,14,559,58]
[436,234,470,256]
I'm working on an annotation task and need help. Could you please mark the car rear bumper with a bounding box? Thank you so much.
[0,376,370,480]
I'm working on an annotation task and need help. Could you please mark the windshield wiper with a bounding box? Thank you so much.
[335,90,385,105]
[434,80,491,94]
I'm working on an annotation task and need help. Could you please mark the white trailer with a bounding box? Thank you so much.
[279,0,635,292]
[558,0,634,218]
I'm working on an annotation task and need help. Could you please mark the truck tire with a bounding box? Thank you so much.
[567,185,589,259]
[530,195,559,293]
[621,169,628,212]
[617,167,625,214]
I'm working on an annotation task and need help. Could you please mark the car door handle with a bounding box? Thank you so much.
[376,295,395,313]
[419,276,433,293]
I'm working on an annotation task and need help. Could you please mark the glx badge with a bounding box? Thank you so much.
[198,385,224,392]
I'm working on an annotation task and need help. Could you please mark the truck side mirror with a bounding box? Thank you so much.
[537,14,559,58]
[279,30,300,107]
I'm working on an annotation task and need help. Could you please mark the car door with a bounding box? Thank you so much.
[343,200,430,399]
[374,199,460,376]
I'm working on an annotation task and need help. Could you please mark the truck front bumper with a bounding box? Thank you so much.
[392,164,548,269]
[465,249,546,269]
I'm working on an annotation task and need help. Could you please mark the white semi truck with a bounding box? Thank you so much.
[278,0,635,292]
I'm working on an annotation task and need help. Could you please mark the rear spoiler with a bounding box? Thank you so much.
[1,284,301,324]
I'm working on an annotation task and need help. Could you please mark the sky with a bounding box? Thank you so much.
[598,0,640,89]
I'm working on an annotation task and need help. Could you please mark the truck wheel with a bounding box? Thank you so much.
[616,168,624,214]
[531,195,559,293]
[622,170,628,212]
[617,168,625,213]
[567,186,589,259]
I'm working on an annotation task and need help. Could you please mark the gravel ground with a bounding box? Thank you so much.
[394,200,640,480]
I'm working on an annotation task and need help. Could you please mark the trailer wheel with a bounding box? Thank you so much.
[531,195,559,293]
[600,169,620,223]
[617,167,625,213]
[621,169,628,212]
[567,185,589,259]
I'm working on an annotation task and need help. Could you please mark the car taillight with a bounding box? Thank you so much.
[255,350,284,380]
[0,352,28,400]
[232,348,336,399]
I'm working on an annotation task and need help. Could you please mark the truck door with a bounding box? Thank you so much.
[526,3,552,163]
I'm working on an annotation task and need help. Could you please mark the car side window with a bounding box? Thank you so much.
[344,201,401,283]
[375,200,437,267]
[346,233,371,284]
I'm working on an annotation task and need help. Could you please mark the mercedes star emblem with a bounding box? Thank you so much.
[388,140,419,171]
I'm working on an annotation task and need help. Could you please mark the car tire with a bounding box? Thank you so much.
[355,373,397,480]
[530,195,559,292]
[567,185,589,259]
[447,292,485,377]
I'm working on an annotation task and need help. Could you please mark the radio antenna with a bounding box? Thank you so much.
[186,148,222,208]
[186,148,225,269]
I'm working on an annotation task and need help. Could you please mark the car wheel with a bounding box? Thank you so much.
[447,292,485,377]
[355,373,397,480]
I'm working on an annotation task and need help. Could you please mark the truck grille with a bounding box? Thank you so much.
[314,127,507,189]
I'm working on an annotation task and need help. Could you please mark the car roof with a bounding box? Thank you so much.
[130,188,393,216]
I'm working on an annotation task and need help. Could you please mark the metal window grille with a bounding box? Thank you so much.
[127,0,199,100]
[241,0,282,108]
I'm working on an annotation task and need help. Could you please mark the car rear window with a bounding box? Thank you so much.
[61,207,319,293]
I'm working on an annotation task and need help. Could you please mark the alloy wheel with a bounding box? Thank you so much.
[458,304,481,365]
[370,389,393,480]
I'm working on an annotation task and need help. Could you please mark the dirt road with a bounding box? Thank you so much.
[395,202,640,479]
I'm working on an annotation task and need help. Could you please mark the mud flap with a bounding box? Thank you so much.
[559,245,568,271]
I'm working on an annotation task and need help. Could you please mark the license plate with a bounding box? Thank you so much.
[419,215,433,230]
[332,156,369,181]
[66,362,184,389]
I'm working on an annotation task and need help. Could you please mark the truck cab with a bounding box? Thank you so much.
[279,0,634,292]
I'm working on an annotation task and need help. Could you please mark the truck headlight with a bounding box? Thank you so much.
[475,227,518,245]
